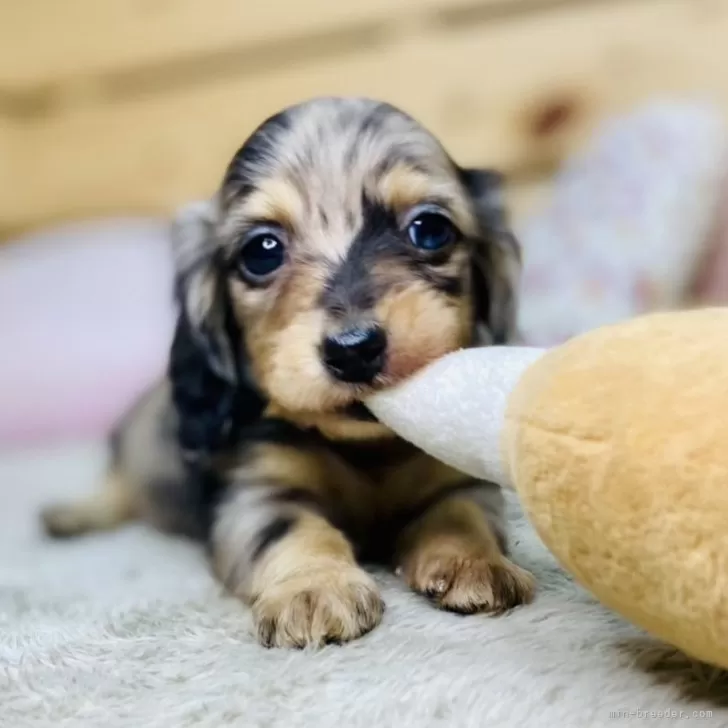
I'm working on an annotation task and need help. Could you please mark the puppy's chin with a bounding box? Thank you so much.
[337,401,379,423]
[263,367,390,441]
[262,378,364,417]
[264,400,392,441]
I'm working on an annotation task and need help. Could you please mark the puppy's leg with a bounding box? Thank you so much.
[41,468,138,538]
[212,443,383,648]
[41,381,188,539]
[395,478,535,614]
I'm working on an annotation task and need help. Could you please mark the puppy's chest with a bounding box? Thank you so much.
[326,436,460,521]
[327,437,419,480]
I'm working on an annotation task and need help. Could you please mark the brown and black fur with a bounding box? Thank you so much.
[41,97,535,648]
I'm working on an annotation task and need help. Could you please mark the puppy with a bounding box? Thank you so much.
[41,97,535,648]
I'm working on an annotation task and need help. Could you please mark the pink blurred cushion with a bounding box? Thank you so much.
[0,218,176,447]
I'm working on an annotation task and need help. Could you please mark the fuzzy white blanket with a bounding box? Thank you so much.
[1,443,725,727]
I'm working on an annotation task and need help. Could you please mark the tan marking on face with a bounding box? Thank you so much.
[376,280,472,384]
[228,277,270,316]
[252,307,345,412]
[228,177,305,233]
[377,163,476,236]
[264,257,331,332]
[230,267,332,411]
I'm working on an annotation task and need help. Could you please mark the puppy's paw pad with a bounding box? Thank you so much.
[405,550,535,615]
[252,567,384,649]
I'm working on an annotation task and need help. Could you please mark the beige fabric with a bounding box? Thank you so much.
[507,308,728,671]
[1,441,726,727]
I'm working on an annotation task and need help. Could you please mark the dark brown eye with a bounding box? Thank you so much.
[239,233,285,279]
[407,212,458,251]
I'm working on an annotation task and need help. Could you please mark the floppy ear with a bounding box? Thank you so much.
[459,168,522,345]
[168,201,266,458]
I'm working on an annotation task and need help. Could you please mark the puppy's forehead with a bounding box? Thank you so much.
[220,98,469,241]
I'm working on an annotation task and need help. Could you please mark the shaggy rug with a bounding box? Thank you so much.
[1,442,726,728]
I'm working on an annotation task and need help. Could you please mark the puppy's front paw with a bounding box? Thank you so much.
[402,542,535,615]
[252,565,384,648]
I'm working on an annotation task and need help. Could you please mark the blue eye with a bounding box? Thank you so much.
[239,233,285,279]
[407,212,457,251]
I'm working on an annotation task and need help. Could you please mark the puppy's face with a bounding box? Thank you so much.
[171,97,520,447]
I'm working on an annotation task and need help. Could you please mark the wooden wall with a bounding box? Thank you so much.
[1,0,728,238]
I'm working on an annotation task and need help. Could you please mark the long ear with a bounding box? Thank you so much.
[168,201,266,457]
[459,168,522,345]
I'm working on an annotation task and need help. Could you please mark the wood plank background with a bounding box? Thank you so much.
[1,0,727,238]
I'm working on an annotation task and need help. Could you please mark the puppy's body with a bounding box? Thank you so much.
[42,97,534,648]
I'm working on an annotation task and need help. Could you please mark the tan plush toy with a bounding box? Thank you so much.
[367,308,728,670]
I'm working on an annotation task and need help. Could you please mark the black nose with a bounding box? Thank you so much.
[322,325,387,384]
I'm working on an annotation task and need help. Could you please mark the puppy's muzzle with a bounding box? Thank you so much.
[322,324,387,384]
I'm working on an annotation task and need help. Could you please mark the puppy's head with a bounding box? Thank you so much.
[170,97,521,450]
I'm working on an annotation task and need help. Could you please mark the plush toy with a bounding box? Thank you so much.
[367,307,728,670]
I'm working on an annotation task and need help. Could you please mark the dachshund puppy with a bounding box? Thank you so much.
[41,97,535,648]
